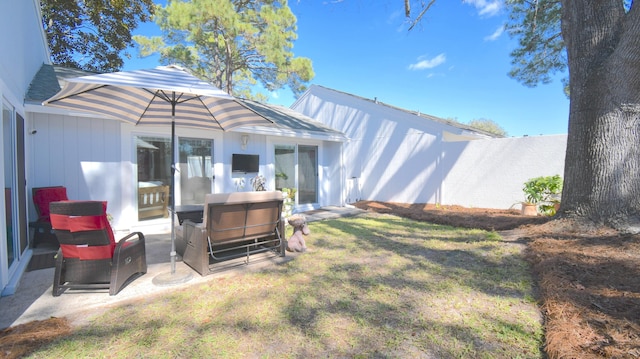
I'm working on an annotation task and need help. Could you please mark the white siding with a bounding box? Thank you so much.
[29,113,123,219]
[293,85,568,209]
[322,140,343,206]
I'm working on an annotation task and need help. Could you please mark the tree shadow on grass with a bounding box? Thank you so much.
[277,215,544,357]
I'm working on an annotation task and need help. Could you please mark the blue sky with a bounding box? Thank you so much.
[124,0,570,137]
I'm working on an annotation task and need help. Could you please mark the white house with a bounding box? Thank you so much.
[1,0,51,296]
[0,1,347,296]
[24,65,347,230]
[292,85,567,209]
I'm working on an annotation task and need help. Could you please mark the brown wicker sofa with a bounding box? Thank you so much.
[180,191,285,276]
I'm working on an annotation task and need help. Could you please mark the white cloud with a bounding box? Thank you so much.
[408,53,446,70]
[463,0,502,17]
[484,25,504,41]
[387,9,402,24]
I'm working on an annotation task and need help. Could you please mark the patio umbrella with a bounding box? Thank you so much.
[43,65,275,284]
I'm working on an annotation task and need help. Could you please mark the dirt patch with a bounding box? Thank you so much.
[3,201,639,358]
[355,201,640,358]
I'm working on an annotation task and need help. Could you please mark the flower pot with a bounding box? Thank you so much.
[521,203,537,216]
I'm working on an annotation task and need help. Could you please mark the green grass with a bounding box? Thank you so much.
[30,213,543,358]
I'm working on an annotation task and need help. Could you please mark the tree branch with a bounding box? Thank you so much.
[408,0,436,31]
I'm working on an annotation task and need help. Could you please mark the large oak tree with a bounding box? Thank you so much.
[559,1,640,231]
[134,0,314,99]
[41,0,155,72]
[407,0,640,231]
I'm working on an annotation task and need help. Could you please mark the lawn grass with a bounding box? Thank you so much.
[30,213,543,358]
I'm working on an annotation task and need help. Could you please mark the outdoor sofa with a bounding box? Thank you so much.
[180,191,285,276]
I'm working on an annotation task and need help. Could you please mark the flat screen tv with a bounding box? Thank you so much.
[232,154,259,173]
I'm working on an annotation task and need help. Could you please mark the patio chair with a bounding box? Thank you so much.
[30,186,69,247]
[50,200,147,296]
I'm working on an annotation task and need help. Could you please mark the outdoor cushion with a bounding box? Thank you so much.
[33,186,68,220]
[50,201,116,260]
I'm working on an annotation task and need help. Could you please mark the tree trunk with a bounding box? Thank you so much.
[560,1,640,231]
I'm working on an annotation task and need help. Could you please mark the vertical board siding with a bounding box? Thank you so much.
[63,116,80,198]
[30,113,122,217]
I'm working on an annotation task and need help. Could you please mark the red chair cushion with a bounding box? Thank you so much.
[33,187,68,220]
[50,201,116,260]
[59,244,114,260]
[50,214,108,233]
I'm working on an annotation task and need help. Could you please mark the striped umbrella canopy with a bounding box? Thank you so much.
[43,65,275,282]
[43,64,272,130]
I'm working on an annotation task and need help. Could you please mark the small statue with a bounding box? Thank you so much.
[286,214,309,252]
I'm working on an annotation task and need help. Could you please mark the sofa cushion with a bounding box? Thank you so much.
[202,191,283,224]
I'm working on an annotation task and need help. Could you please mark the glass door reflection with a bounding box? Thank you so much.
[179,138,213,205]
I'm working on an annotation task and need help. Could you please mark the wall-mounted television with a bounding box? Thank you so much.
[232,154,259,173]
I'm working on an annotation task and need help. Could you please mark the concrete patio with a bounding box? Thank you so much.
[0,206,365,329]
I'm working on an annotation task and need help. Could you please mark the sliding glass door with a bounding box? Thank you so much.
[275,145,295,191]
[3,102,16,270]
[135,135,213,220]
[274,144,318,205]
[136,136,171,220]
[3,102,26,277]
[179,137,213,204]
[298,145,318,204]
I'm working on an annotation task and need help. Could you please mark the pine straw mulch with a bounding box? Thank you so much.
[0,318,71,359]
[2,201,639,358]
[355,201,640,359]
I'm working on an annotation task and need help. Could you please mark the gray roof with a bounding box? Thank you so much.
[239,98,345,138]
[25,64,95,104]
[25,64,346,141]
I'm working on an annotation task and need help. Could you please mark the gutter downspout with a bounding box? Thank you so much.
[437,132,444,205]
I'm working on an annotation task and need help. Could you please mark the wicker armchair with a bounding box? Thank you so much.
[30,186,68,247]
[50,201,147,296]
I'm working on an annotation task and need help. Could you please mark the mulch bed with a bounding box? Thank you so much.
[0,318,70,359]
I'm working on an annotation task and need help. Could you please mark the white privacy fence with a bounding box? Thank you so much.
[345,134,567,210]
[440,135,567,209]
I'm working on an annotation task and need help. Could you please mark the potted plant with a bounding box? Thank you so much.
[250,175,266,191]
[275,172,288,189]
[281,187,297,219]
[522,175,563,216]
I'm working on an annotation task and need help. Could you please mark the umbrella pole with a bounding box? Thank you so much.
[170,114,177,274]
[153,102,193,286]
